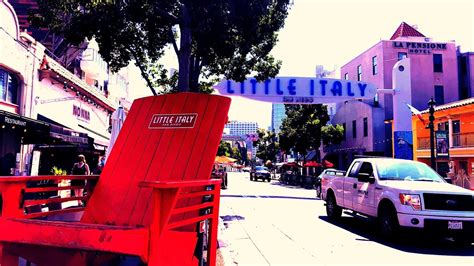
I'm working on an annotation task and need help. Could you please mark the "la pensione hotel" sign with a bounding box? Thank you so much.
[392,41,447,55]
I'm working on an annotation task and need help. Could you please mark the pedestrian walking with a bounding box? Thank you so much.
[71,154,90,206]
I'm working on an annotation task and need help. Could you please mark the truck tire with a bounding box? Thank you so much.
[326,192,342,219]
[378,206,399,240]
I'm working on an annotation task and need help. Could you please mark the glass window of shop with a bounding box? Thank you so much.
[0,68,19,104]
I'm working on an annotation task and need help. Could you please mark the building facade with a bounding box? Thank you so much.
[330,22,468,169]
[413,98,474,190]
[0,0,131,176]
[271,103,285,134]
[224,121,258,136]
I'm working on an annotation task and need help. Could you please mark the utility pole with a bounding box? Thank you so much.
[428,98,436,170]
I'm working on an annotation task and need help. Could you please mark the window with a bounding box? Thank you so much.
[342,123,346,140]
[344,73,348,80]
[352,120,357,138]
[452,120,460,134]
[0,68,19,104]
[372,56,378,75]
[398,52,407,61]
[348,161,361,178]
[359,162,374,176]
[363,117,368,137]
[357,65,362,81]
[434,85,444,105]
[433,54,443,72]
[438,121,449,131]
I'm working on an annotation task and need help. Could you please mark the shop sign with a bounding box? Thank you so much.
[392,41,447,55]
[73,105,90,123]
[149,113,197,129]
[3,116,27,127]
[435,131,449,158]
[214,77,376,104]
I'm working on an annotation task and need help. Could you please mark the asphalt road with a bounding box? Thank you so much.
[219,172,473,266]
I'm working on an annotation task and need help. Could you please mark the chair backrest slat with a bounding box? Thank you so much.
[81,93,231,227]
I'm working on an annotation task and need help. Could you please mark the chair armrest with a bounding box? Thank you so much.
[0,175,99,183]
[0,175,99,218]
[139,179,221,189]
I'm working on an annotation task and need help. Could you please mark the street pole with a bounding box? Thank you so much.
[428,98,436,170]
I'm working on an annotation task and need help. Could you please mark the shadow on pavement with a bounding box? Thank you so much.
[220,215,245,222]
[318,215,473,256]
[270,181,315,190]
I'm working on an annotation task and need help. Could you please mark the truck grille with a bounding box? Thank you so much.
[423,193,474,211]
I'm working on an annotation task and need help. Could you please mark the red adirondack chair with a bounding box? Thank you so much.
[0,93,231,266]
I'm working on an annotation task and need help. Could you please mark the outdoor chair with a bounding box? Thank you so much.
[0,93,231,266]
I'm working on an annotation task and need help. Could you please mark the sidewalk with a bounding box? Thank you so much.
[217,202,268,266]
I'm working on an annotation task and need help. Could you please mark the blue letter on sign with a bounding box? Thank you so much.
[331,81,342,96]
[358,83,367,97]
[319,80,327,96]
[288,79,297,95]
[227,80,234,94]
[276,79,284,95]
[250,79,258,94]
[347,82,355,96]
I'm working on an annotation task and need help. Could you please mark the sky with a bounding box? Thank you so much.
[128,0,474,129]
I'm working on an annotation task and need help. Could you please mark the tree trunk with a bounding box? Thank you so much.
[177,4,192,92]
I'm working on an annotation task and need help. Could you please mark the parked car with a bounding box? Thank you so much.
[250,166,271,182]
[211,164,228,189]
[242,167,251,172]
[315,168,345,198]
[321,158,474,244]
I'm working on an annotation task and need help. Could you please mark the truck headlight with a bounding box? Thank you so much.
[399,193,422,210]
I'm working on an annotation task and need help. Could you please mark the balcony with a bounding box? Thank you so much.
[452,133,474,148]
[38,55,117,112]
[417,133,474,150]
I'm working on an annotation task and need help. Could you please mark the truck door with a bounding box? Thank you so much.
[343,161,361,209]
[353,162,376,216]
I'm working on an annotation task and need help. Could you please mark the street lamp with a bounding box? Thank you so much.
[428,98,436,170]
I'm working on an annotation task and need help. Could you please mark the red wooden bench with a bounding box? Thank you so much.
[0,93,231,266]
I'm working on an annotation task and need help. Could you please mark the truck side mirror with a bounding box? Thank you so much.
[358,173,375,184]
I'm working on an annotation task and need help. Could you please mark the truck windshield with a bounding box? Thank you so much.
[255,166,268,171]
[377,161,445,182]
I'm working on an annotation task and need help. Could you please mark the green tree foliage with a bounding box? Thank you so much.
[30,0,292,94]
[217,141,232,157]
[321,124,344,145]
[279,104,330,159]
[254,128,279,163]
[231,147,242,162]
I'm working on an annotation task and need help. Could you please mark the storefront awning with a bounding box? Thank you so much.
[78,125,110,147]
[0,110,50,144]
[37,115,89,146]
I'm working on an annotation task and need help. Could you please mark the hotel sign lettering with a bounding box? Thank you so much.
[73,105,91,123]
[214,77,377,104]
[393,41,447,55]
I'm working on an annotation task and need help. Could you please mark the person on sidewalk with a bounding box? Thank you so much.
[71,154,90,206]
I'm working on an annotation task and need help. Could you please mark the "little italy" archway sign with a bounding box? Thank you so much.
[214,77,377,104]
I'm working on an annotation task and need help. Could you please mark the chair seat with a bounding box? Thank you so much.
[0,218,149,258]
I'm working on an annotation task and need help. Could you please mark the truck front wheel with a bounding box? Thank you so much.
[378,206,399,240]
[326,192,342,219]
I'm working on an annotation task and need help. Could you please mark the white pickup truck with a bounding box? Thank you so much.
[321,158,474,244]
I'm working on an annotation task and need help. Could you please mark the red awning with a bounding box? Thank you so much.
[303,161,321,167]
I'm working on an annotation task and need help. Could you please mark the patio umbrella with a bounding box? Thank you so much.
[323,160,334,168]
[105,106,126,163]
[303,161,321,167]
[215,156,237,164]
[282,162,301,168]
